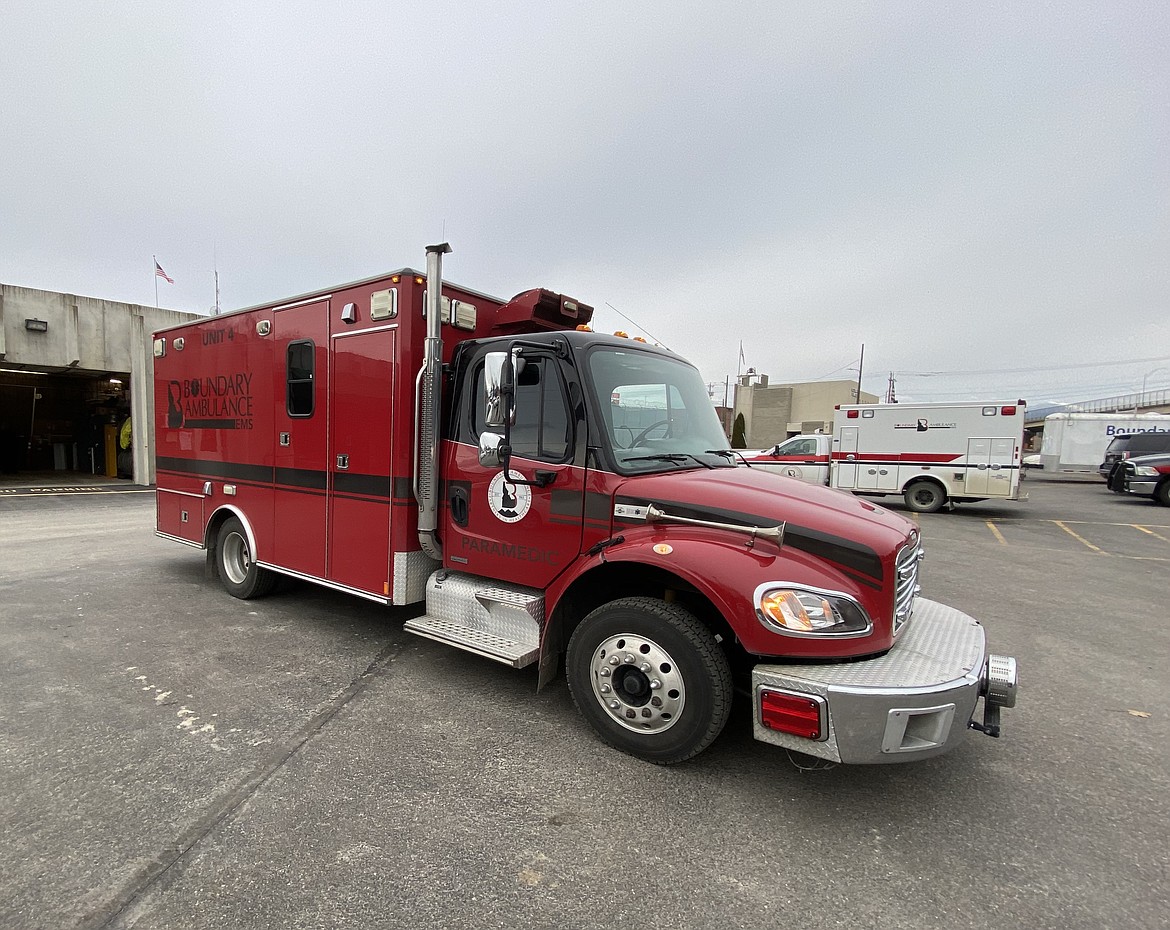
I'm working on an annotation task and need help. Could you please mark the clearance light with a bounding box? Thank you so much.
[759,689,825,740]
[846,409,860,418]
[614,330,629,338]
[576,324,593,332]
[414,276,425,285]
[1001,405,1016,416]
[633,336,648,343]
[390,275,400,283]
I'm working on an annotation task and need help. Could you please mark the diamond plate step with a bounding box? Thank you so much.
[404,615,539,668]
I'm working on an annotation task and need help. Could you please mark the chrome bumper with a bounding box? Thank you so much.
[752,598,1017,764]
[1125,479,1156,495]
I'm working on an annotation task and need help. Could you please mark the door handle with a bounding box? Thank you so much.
[280,432,291,446]
[336,454,349,469]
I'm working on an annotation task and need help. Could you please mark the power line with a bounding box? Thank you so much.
[895,354,1170,378]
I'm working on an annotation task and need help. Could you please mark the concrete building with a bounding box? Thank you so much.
[731,374,879,448]
[0,284,198,484]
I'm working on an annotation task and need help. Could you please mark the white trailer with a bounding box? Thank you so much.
[1038,412,1170,473]
[830,401,1028,513]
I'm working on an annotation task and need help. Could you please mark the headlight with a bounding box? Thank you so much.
[1134,466,1159,476]
[753,583,872,638]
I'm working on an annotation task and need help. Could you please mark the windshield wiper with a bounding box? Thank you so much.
[622,453,715,469]
[705,449,751,467]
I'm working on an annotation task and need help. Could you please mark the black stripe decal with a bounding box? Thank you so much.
[275,467,326,490]
[333,472,392,499]
[617,496,884,581]
[393,477,413,499]
[584,492,610,523]
[550,489,579,516]
[157,456,273,483]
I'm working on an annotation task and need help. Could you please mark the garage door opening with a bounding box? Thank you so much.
[0,367,132,478]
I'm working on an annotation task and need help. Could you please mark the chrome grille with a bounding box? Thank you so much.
[893,535,922,633]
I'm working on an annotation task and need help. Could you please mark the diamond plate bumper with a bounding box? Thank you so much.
[752,598,1005,764]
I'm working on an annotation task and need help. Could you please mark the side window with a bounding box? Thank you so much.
[474,356,572,462]
[287,340,315,417]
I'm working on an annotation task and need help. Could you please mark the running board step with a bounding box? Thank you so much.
[405,571,545,669]
[404,615,539,668]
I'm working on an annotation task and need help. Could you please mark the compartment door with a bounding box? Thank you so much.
[271,301,330,577]
[834,427,858,488]
[327,326,396,596]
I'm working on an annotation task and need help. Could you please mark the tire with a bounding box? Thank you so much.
[903,480,946,513]
[566,597,732,765]
[215,516,276,599]
[1156,480,1170,507]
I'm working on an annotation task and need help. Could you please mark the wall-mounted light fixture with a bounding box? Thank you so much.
[25,319,49,333]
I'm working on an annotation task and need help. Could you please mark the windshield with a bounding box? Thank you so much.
[586,346,734,472]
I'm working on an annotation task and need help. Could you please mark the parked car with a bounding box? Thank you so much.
[1098,432,1170,481]
[1110,452,1170,505]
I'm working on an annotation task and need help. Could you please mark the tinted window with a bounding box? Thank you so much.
[474,355,572,462]
[287,340,315,417]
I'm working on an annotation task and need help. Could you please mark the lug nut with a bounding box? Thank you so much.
[608,701,620,710]
[639,662,651,673]
[600,684,611,694]
[624,654,636,664]
[649,680,661,690]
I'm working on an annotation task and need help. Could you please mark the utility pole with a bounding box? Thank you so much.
[887,372,897,403]
[856,343,865,401]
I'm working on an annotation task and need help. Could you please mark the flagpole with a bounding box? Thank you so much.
[154,255,158,308]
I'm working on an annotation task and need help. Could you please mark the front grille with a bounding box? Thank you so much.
[893,535,922,634]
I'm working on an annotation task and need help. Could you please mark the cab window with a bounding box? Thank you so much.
[473,355,572,462]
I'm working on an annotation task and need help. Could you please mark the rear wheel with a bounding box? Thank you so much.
[903,480,946,513]
[215,516,277,599]
[566,597,732,764]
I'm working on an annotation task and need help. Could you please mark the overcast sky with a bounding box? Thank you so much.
[2,2,1167,406]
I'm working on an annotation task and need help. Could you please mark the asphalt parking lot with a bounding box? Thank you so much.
[1,477,1166,930]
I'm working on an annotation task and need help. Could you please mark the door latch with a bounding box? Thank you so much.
[336,454,349,470]
[280,432,291,446]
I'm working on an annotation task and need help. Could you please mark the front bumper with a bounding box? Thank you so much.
[752,598,1016,764]
[1125,478,1156,496]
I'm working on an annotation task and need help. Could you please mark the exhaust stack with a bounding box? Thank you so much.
[415,242,451,559]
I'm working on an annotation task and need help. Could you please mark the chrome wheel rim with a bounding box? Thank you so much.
[222,531,251,585]
[589,633,685,733]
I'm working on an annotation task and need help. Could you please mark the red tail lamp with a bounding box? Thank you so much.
[759,688,826,740]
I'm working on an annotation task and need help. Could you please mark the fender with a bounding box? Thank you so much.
[543,522,896,663]
[204,503,259,557]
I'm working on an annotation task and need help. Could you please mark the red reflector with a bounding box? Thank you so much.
[846,409,860,418]
[1000,405,1016,416]
[759,689,823,740]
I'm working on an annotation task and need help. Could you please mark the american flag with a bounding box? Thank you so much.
[155,260,174,284]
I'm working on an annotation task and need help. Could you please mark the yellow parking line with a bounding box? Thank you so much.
[1053,520,1109,555]
[1133,525,1170,542]
[985,521,1008,546]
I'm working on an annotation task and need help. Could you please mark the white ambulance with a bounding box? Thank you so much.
[746,402,1028,513]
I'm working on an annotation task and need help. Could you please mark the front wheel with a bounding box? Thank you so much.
[903,480,946,513]
[566,597,732,764]
[215,516,277,599]
[1156,480,1170,507]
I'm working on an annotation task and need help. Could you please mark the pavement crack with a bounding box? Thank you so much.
[78,640,404,930]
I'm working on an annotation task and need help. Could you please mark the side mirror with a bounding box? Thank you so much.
[478,431,507,468]
[483,350,515,429]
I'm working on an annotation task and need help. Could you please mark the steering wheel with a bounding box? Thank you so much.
[630,419,671,448]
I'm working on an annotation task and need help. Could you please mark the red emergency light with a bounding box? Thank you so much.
[759,689,825,740]
[1001,406,1016,416]
[846,409,860,418]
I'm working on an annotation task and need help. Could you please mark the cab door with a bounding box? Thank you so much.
[444,350,584,589]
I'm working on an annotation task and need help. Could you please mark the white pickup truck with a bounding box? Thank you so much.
[743,434,832,484]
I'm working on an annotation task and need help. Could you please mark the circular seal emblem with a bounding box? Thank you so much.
[488,471,532,523]
[784,465,804,480]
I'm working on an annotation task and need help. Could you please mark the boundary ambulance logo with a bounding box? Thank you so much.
[488,471,532,523]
